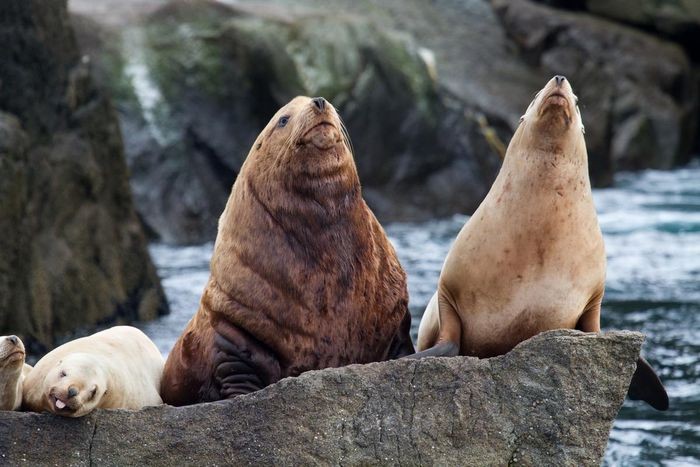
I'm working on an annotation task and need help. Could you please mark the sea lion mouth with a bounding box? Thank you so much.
[540,91,572,122]
[544,92,569,106]
[1,350,25,363]
[50,394,78,414]
[301,121,342,150]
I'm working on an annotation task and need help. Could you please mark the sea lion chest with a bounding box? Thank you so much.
[442,164,605,356]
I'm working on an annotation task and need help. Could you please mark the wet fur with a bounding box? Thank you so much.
[161,97,413,406]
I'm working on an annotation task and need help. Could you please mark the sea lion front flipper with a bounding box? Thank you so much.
[403,341,460,359]
[209,322,281,400]
[404,293,461,359]
[628,356,669,411]
[387,307,415,359]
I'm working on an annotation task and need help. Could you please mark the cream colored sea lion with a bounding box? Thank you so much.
[414,76,668,411]
[23,326,164,417]
[161,96,413,406]
[0,335,32,411]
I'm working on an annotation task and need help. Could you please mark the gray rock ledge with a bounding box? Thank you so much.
[0,330,642,466]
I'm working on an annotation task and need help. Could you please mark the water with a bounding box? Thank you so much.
[141,163,700,465]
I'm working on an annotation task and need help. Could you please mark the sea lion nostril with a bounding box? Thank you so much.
[7,335,18,345]
[554,75,566,86]
[312,97,326,112]
[67,386,79,398]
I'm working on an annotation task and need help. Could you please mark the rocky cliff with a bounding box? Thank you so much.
[0,330,642,466]
[69,0,700,244]
[0,0,167,353]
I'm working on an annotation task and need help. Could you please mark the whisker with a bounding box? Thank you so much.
[338,114,355,158]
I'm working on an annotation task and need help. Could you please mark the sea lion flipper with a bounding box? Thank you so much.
[628,356,669,411]
[402,341,459,359]
[405,294,461,359]
[387,308,415,359]
[212,324,282,399]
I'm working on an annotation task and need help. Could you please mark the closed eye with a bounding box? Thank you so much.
[89,387,98,400]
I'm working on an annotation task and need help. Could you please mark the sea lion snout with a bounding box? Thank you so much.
[554,75,566,86]
[301,98,342,150]
[311,97,326,112]
[0,335,25,365]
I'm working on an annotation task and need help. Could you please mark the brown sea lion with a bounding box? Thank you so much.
[413,76,668,411]
[0,335,31,411]
[23,326,164,417]
[161,96,414,405]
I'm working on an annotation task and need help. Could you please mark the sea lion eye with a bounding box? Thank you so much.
[59,370,66,378]
[89,386,98,400]
[278,116,290,128]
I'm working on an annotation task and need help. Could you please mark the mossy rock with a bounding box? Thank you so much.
[84,0,491,243]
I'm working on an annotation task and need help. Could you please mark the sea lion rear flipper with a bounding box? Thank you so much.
[387,308,415,359]
[628,356,669,411]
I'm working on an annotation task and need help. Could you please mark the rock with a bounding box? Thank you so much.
[0,330,642,465]
[0,0,168,353]
[493,0,699,184]
[71,0,505,243]
[584,0,700,43]
[70,0,699,243]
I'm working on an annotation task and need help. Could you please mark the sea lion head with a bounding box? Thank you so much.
[247,96,358,197]
[43,353,108,417]
[0,335,25,372]
[516,75,585,152]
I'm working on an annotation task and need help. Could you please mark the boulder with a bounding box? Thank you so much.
[492,0,698,185]
[69,0,700,243]
[0,0,168,353]
[71,0,506,243]
[0,330,642,465]
[585,0,700,43]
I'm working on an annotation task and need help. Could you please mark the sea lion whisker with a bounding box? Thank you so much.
[338,115,355,157]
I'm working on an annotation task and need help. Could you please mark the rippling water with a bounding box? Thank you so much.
[141,163,700,465]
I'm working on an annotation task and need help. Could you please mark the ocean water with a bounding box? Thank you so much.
[141,164,700,465]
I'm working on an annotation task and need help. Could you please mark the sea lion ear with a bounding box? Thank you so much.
[581,125,585,134]
[519,115,525,123]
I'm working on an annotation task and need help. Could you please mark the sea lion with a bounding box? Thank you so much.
[414,76,668,411]
[161,96,414,405]
[23,326,164,417]
[0,335,31,411]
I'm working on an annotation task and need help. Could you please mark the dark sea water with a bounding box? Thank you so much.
[141,164,700,466]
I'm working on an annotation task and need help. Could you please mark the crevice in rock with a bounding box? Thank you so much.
[88,418,98,467]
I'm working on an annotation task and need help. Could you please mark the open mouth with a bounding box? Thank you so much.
[50,394,77,413]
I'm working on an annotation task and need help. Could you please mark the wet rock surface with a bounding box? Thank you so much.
[0,330,642,466]
[0,0,167,353]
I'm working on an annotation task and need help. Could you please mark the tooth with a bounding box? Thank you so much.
[56,400,66,409]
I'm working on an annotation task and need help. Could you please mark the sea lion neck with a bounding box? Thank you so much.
[0,366,21,407]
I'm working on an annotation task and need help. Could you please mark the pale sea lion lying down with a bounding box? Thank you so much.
[412,76,669,411]
[0,335,32,411]
[23,326,164,417]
